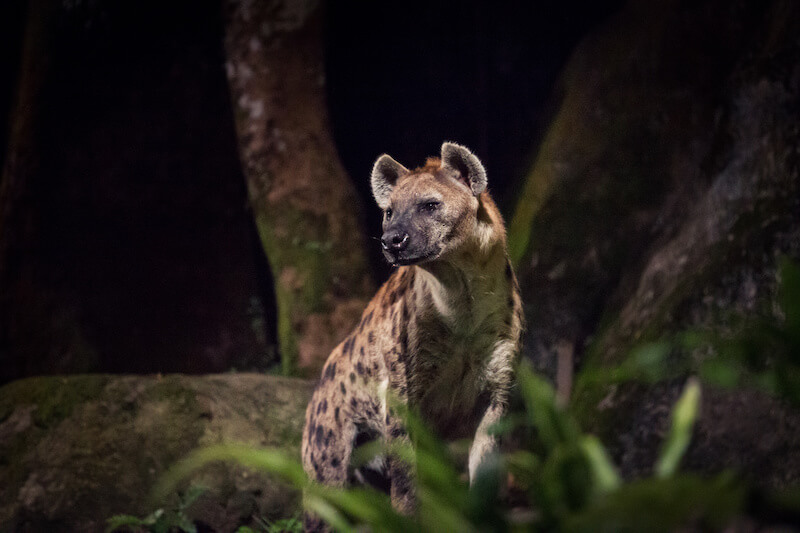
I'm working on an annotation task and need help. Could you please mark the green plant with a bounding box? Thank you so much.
[505,365,724,532]
[107,485,206,533]
[235,514,303,533]
[145,260,800,531]
[151,363,720,532]
[580,258,800,405]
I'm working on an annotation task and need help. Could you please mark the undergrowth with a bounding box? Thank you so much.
[109,259,800,532]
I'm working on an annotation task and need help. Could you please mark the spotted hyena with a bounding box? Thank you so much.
[301,142,523,528]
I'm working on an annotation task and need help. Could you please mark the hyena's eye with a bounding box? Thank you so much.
[419,201,441,213]
[385,208,393,220]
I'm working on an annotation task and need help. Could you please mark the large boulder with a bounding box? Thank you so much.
[0,373,313,532]
[510,0,800,484]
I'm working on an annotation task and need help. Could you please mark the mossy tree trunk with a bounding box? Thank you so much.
[222,0,374,376]
[506,0,800,483]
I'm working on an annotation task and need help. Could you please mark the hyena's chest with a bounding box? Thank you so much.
[408,325,501,439]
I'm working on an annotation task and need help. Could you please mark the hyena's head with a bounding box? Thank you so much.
[370,142,488,266]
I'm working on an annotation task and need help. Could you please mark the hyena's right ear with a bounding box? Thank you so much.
[371,154,408,210]
[441,142,487,196]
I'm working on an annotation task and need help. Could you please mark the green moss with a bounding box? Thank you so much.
[0,375,108,427]
[254,210,336,375]
[275,284,299,376]
[143,376,196,404]
[507,106,570,266]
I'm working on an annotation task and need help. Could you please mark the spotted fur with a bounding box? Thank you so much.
[301,142,523,530]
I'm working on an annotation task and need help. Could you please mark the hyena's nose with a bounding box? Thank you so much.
[381,231,409,252]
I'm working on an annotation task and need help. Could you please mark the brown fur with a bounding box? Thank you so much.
[301,142,523,530]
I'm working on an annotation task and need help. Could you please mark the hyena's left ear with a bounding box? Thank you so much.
[371,154,408,210]
[441,142,487,196]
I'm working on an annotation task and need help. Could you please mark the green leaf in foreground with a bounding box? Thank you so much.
[579,435,621,494]
[566,473,745,532]
[151,443,307,505]
[655,378,701,479]
[106,514,146,533]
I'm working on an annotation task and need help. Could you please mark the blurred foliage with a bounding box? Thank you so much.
[137,258,800,531]
[148,366,738,532]
[580,257,800,405]
[107,485,206,533]
[235,515,303,533]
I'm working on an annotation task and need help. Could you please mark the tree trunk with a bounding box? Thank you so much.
[507,0,800,483]
[222,0,374,375]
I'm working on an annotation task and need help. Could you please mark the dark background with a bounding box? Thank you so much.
[0,0,621,380]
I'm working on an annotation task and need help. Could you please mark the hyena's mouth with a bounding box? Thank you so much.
[384,249,439,266]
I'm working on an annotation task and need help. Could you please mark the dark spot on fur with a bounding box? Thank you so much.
[356,361,365,375]
[350,397,358,409]
[324,362,336,381]
[349,372,356,383]
[399,330,408,362]
[340,382,347,395]
[316,399,328,415]
[396,271,410,294]
[392,321,397,337]
[394,482,411,497]
[359,311,372,333]
[334,406,340,424]
[387,290,398,305]
[343,336,355,357]
[325,429,334,446]
[401,302,409,323]
[315,425,324,445]
[331,457,340,468]
[368,331,375,344]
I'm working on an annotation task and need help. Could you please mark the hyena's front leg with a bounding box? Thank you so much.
[302,388,357,532]
[468,397,506,483]
[385,414,415,514]
[302,389,357,487]
[469,338,516,483]
[380,366,416,514]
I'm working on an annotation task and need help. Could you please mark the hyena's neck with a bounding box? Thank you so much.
[414,240,509,323]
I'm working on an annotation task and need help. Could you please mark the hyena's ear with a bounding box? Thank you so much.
[371,154,408,210]
[440,142,487,196]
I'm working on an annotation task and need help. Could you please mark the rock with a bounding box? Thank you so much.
[511,0,800,484]
[0,373,313,532]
